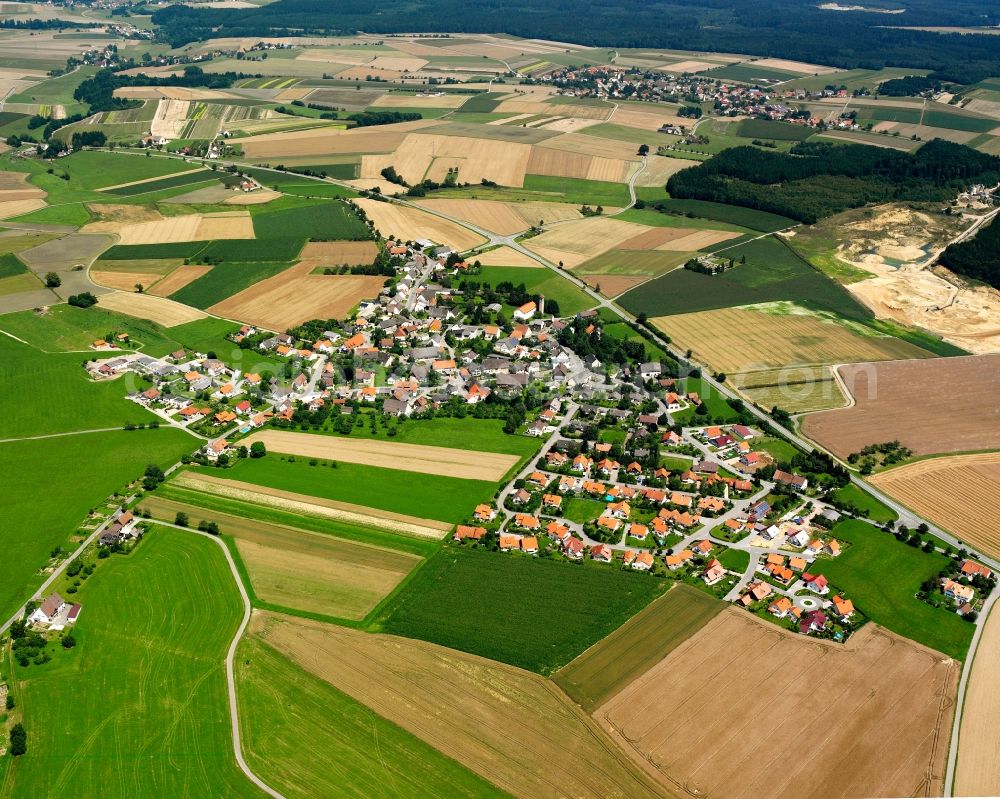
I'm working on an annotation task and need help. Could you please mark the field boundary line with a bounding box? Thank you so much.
[157,521,289,799]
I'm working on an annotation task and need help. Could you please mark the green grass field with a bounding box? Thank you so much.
[751,435,800,465]
[717,547,750,572]
[102,169,216,197]
[0,304,180,353]
[831,483,898,523]
[3,528,261,798]
[169,261,294,308]
[237,635,506,799]
[377,545,666,674]
[818,519,973,660]
[862,107,923,124]
[648,199,795,233]
[521,175,632,206]
[0,335,160,437]
[618,236,872,320]
[561,496,606,524]
[198,238,304,263]
[736,119,813,141]
[31,150,200,193]
[250,198,371,241]
[99,241,211,260]
[552,584,721,709]
[0,253,28,279]
[191,456,494,525]
[922,110,998,133]
[616,207,754,234]
[701,62,802,84]
[670,375,740,424]
[475,265,594,315]
[0,429,194,627]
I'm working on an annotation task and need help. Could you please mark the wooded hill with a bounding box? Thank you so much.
[666,140,1000,224]
[939,214,1000,290]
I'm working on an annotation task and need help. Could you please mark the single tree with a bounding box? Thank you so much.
[44,272,61,288]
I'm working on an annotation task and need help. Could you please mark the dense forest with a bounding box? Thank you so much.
[939,215,1000,290]
[149,0,1000,79]
[666,140,1000,224]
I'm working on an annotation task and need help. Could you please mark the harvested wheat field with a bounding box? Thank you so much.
[209,262,384,330]
[0,171,44,203]
[114,211,253,245]
[94,290,207,326]
[801,354,1000,458]
[657,229,742,250]
[241,429,518,482]
[298,240,379,263]
[611,105,686,131]
[870,453,1000,559]
[415,199,583,236]
[653,306,933,374]
[660,59,719,73]
[617,226,694,250]
[583,274,648,296]
[147,265,213,297]
[526,147,630,182]
[360,133,532,186]
[89,270,160,291]
[233,120,436,159]
[354,198,486,250]
[0,198,46,219]
[597,609,956,799]
[370,92,468,109]
[172,472,449,538]
[954,600,1000,797]
[539,132,643,160]
[225,188,282,205]
[138,495,419,620]
[250,612,669,799]
[526,216,651,268]
[635,155,696,186]
[473,245,543,267]
[735,365,847,413]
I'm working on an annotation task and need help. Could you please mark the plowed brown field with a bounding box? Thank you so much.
[597,609,956,799]
[801,354,1000,458]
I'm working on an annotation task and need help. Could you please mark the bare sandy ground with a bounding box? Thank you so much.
[240,429,518,481]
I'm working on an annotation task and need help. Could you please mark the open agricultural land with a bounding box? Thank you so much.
[802,355,1000,459]
[246,611,669,799]
[4,13,1000,799]
[954,602,1000,797]
[597,609,957,799]
[871,454,1000,561]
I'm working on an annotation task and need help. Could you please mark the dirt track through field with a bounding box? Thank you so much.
[801,354,1000,458]
[250,612,670,799]
[871,453,1000,560]
[597,609,956,799]
[241,429,518,481]
[172,472,449,538]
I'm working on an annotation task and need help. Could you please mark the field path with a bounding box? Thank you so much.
[157,521,288,799]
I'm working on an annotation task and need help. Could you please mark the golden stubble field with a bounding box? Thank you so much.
[249,611,670,799]
[802,354,1000,458]
[414,199,584,235]
[597,609,957,799]
[360,133,533,186]
[954,599,1000,796]
[92,290,207,326]
[652,306,934,374]
[239,429,519,482]
[208,261,384,331]
[172,472,449,538]
[354,198,486,250]
[870,453,1000,559]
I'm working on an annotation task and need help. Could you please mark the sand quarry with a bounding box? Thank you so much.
[239,429,518,482]
[596,609,956,799]
[809,206,1000,354]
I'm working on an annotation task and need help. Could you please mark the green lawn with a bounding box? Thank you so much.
[4,529,261,798]
[561,496,606,524]
[0,428,195,632]
[619,235,873,321]
[752,436,799,465]
[818,519,973,660]
[0,335,160,437]
[475,265,595,315]
[717,547,750,572]
[237,635,506,799]
[831,483,898,524]
[522,175,632,207]
[671,375,739,424]
[191,456,495,525]
[377,545,666,674]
